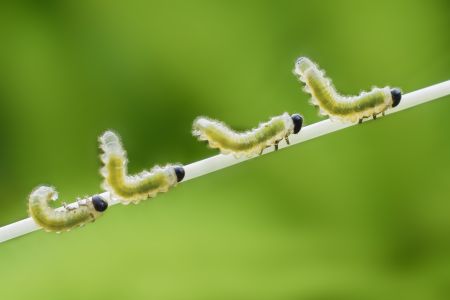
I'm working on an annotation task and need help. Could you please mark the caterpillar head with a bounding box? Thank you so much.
[390,89,402,108]
[174,166,185,182]
[91,195,108,212]
[291,114,303,134]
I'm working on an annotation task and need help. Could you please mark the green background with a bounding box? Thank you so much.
[0,0,449,299]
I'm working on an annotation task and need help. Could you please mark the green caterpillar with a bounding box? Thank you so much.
[294,57,402,123]
[99,131,185,204]
[28,186,108,232]
[192,113,303,157]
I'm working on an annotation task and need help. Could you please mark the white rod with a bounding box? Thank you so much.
[1,80,449,243]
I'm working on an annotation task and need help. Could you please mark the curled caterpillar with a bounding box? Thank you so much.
[99,131,185,204]
[293,57,402,123]
[192,113,303,157]
[28,186,108,232]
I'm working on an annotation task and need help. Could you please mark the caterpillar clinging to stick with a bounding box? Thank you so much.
[192,113,303,157]
[99,131,185,204]
[28,186,108,232]
[293,57,402,123]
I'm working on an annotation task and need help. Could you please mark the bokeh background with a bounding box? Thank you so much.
[0,0,449,299]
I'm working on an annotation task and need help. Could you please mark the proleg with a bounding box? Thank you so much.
[28,186,108,232]
[192,113,303,157]
[293,57,402,123]
[99,131,185,204]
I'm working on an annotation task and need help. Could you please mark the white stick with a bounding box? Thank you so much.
[1,80,449,243]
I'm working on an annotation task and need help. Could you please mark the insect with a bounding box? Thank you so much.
[192,113,303,157]
[293,57,402,123]
[99,131,185,204]
[28,186,108,232]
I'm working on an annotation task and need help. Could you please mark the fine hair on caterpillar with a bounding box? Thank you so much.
[99,130,185,204]
[28,186,108,233]
[293,57,402,123]
[192,113,303,157]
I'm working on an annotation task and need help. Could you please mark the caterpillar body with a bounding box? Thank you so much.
[192,113,303,157]
[28,186,108,232]
[293,57,402,123]
[99,131,185,204]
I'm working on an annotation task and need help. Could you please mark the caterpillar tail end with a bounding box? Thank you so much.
[294,57,314,77]
[99,130,123,155]
[28,186,58,230]
[192,117,211,140]
[30,186,58,203]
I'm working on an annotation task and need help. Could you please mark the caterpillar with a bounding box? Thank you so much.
[192,113,303,157]
[293,57,402,123]
[28,186,108,232]
[99,131,185,204]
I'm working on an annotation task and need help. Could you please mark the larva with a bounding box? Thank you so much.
[293,57,402,123]
[28,186,108,232]
[99,131,185,204]
[192,113,303,157]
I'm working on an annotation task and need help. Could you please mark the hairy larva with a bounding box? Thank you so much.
[293,57,402,123]
[192,113,303,157]
[28,186,108,233]
[99,131,185,204]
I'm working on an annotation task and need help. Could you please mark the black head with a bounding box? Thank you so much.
[92,195,108,212]
[174,166,185,182]
[291,114,303,134]
[391,88,402,108]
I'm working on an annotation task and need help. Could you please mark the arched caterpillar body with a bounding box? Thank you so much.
[28,186,108,232]
[99,131,185,204]
[192,113,303,157]
[294,57,402,123]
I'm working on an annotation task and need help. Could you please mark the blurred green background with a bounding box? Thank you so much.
[0,0,449,299]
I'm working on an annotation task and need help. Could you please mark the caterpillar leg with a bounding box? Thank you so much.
[285,136,290,145]
[63,202,76,211]
[274,141,279,151]
[259,148,264,156]
[374,112,386,120]
[77,199,88,207]
[358,118,363,124]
